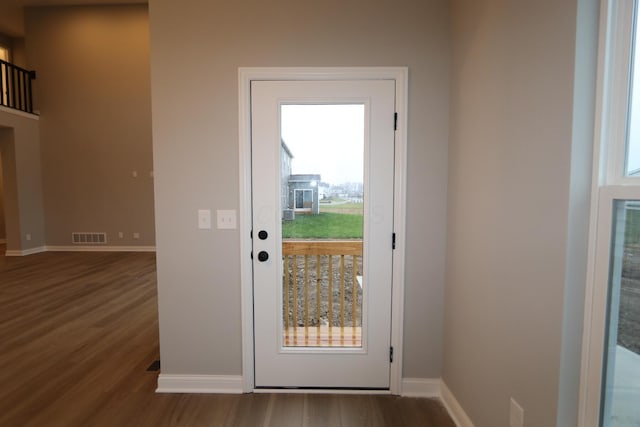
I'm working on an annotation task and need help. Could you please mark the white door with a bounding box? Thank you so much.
[251,79,396,388]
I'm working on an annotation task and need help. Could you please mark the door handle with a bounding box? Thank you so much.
[258,251,269,262]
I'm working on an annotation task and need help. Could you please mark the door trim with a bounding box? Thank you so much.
[238,67,408,394]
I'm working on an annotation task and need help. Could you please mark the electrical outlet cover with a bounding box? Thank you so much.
[217,210,237,229]
[198,209,212,230]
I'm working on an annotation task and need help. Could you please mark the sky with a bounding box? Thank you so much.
[629,16,640,174]
[280,104,365,185]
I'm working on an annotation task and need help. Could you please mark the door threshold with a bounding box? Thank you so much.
[253,387,391,395]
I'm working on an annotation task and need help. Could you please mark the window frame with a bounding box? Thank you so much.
[293,188,313,210]
[605,0,638,183]
[580,0,640,425]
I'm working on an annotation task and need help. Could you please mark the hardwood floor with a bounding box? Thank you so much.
[0,246,455,426]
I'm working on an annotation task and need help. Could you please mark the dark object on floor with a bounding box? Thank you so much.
[146,359,160,372]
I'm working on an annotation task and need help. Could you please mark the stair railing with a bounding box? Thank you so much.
[0,59,36,114]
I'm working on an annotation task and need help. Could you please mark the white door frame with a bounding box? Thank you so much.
[238,67,408,394]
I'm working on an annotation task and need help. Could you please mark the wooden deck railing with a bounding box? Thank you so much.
[282,240,362,347]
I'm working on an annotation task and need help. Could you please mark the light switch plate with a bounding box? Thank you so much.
[217,209,237,229]
[198,209,212,229]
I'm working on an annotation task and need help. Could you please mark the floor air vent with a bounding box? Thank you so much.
[72,232,107,244]
[146,360,160,372]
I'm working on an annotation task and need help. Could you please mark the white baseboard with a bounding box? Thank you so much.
[5,246,47,256]
[399,378,474,427]
[401,378,441,398]
[441,380,475,427]
[155,375,473,426]
[4,245,155,256]
[46,245,156,252]
[254,388,391,395]
[156,374,243,394]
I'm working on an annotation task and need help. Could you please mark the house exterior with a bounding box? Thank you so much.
[281,140,293,219]
[280,140,320,216]
[287,173,321,215]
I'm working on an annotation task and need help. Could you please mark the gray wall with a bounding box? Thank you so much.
[24,5,155,247]
[149,0,450,377]
[0,33,11,53]
[0,34,27,69]
[444,0,595,426]
[11,38,27,70]
[0,111,45,252]
[0,6,23,38]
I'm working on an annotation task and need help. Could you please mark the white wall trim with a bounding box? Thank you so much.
[156,375,471,426]
[441,381,475,427]
[156,374,243,394]
[579,1,637,425]
[399,378,475,427]
[238,67,408,394]
[5,246,156,256]
[238,67,255,393]
[46,245,156,252]
[0,105,39,120]
[5,246,47,256]
[390,67,409,394]
[254,388,392,395]
[400,378,441,398]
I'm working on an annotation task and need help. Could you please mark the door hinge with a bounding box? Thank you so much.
[394,112,398,131]
[390,346,394,363]
[392,232,396,250]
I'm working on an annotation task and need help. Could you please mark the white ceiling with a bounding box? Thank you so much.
[0,0,147,37]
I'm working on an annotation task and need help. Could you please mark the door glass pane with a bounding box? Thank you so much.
[280,104,364,348]
[601,201,640,426]
[627,4,640,175]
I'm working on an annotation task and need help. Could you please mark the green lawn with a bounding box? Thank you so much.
[282,212,363,239]
[626,208,640,245]
[320,202,364,215]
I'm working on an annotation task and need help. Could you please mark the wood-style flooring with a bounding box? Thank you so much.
[0,246,456,426]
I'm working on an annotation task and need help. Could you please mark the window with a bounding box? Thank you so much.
[0,46,8,107]
[627,6,640,176]
[294,189,313,210]
[583,1,640,425]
